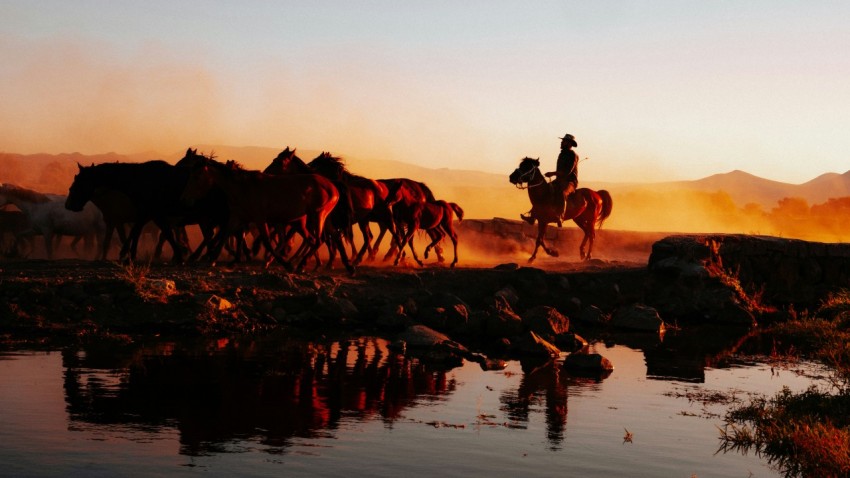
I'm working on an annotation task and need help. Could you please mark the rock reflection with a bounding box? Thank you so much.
[62,335,456,456]
[599,325,757,383]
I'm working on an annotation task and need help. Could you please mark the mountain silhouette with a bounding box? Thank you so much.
[2,147,848,212]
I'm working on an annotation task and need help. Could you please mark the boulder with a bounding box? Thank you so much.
[611,304,666,333]
[563,352,614,377]
[521,305,570,340]
[510,331,561,359]
[554,332,588,353]
[396,325,473,368]
[483,296,524,338]
[577,305,609,327]
[494,285,520,308]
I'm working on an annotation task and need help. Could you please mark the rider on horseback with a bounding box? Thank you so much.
[521,133,586,225]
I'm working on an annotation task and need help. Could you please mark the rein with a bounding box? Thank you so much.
[513,168,547,190]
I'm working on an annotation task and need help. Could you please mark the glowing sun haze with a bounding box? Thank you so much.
[2,1,849,184]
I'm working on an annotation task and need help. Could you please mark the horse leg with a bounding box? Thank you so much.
[448,229,459,268]
[393,226,413,266]
[424,229,444,262]
[330,228,355,275]
[530,222,558,263]
[370,226,387,262]
[579,221,595,260]
[69,235,82,257]
[260,223,293,271]
[353,222,372,266]
[152,220,184,264]
[397,224,424,267]
[120,223,145,262]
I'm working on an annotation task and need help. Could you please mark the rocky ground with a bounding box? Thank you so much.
[4,233,849,375]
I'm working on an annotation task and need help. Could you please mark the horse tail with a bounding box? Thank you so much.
[596,190,613,229]
[448,202,464,221]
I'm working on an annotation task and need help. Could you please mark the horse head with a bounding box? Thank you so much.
[65,163,98,212]
[180,163,218,207]
[176,148,216,168]
[509,157,541,186]
[265,147,308,175]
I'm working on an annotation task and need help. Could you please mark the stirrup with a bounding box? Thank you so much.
[520,213,535,225]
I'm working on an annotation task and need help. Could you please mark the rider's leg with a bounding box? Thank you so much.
[560,183,577,220]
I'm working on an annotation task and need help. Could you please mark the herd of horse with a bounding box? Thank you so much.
[0,150,613,269]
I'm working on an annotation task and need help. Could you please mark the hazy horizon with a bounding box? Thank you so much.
[3,2,850,185]
[2,144,847,187]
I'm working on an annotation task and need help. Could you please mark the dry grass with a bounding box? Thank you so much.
[720,289,850,477]
[115,261,175,303]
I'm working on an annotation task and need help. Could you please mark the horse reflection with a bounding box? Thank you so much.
[61,337,455,456]
[500,361,570,449]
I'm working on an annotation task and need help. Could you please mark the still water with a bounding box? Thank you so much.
[0,333,828,477]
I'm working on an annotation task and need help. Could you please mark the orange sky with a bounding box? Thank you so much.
[2,2,850,184]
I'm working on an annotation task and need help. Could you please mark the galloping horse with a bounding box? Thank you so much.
[509,157,612,262]
[373,177,436,262]
[0,183,104,259]
[308,152,391,264]
[181,157,342,272]
[393,199,464,268]
[65,162,189,262]
[266,149,388,268]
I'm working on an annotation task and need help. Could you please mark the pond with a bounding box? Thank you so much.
[0,332,829,477]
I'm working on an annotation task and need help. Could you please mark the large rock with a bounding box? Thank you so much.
[563,352,614,378]
[510,331,561,359]
[521,305,570,340]
[646,234,850,321]
[483,296,524,338]
[577,305,609,327]
[611,304,666,333]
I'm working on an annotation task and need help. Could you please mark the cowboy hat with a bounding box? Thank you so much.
[559,134,577,147]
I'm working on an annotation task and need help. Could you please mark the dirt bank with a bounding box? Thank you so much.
[0,258,646,345]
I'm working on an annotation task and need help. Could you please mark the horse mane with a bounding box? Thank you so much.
[308,152,348,179]
[225,159,245,171]
[0,183,51,203]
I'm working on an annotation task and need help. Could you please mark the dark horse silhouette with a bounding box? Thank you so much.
[65,161,189,262]
[509,157,612,263]
[395,199,464,267]
[265,148,386,269]
[181,154,342,272]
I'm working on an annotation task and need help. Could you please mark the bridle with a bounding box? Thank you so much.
[513,165,546,190]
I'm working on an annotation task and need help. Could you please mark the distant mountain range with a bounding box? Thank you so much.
[2,146,849,216]
[605,169,850,209]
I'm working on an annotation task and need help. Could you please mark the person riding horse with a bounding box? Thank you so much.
[521,133,586,226]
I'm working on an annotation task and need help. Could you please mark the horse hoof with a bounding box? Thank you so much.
[550,250,559,258]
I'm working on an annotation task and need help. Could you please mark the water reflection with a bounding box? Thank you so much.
[601,325,757,382]
[62,335,457,456]
[499,361,568,449]
[56,324,787,462]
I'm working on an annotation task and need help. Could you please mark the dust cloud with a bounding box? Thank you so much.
[0,37,227,155]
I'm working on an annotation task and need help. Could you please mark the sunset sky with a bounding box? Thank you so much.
[2,1,849,183]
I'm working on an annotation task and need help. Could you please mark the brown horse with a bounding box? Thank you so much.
[265,149,387,268]
[509,157,612,263]
[414,200,464,267]
[181,158,341,271]
[373,177,436,262]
